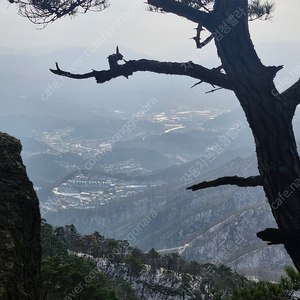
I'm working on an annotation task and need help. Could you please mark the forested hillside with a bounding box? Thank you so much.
[41,220,300,299]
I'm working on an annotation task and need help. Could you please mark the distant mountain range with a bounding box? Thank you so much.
[2,42,300,118]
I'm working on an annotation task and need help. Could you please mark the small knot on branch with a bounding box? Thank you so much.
[267,65,284,80]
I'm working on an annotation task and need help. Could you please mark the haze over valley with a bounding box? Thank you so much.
[2,44,300,281]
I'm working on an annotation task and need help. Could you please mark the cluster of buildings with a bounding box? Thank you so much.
[42,173,151,212]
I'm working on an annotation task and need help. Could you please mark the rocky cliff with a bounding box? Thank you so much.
[0,132,41,300]
[97,258,199,300]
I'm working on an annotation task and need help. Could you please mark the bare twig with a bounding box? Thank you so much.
[205,87,223,94]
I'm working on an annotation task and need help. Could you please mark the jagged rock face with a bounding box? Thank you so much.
[97,258,201,300]
[0,133,41,300]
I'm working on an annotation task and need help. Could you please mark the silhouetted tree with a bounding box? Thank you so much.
[15,0,300,272]
[41,219,68,259]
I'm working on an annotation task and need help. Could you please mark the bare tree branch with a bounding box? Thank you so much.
[196,34,214,49]
[186,175,262,191]
[50,59,233,90]
[281,78,300,115]
[205,87,223,94]
[147,0,214,30]
[257,228,286,245]
[257,228,300,247]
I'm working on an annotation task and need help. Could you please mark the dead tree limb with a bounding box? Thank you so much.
[186,175,262,191]
[257,228,300,247]
[50,59,234,90]
[148,0,213,30]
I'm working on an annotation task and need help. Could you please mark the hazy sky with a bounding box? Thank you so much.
[0,0,300,56]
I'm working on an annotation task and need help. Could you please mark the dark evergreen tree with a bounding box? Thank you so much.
[41,220,300,299]
[41,219,68,259]
[40,220,133,300]
[116,277,139,300]
[126,255,145,282]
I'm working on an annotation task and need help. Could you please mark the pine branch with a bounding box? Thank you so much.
[15,0,108,27]
[50,59,233,90]
[248,0,275,21]
[147,0,214,30]
[186,175,262,191]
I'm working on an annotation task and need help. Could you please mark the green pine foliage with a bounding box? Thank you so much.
[41,219,134,300]
[228,266,300,300]
[41,219,300,300]
[248,0,275,20]
[41,255,119,300]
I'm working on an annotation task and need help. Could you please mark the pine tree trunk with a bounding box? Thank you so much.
[214,0,300,272]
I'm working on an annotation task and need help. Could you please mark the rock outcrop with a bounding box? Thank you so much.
[0,133,41,300]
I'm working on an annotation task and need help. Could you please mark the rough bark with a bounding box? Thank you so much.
[212,0,300,272]
[0,132,41,300]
